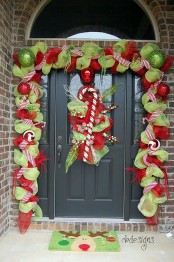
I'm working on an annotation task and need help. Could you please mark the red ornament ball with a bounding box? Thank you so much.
[157,83,170,97]
[80,67,94,83]
[17,82,31,95]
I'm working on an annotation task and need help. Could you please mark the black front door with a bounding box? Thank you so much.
[38,69,143,219]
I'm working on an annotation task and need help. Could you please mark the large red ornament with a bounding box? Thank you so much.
[17,82,30,95]
[157,83,170,97]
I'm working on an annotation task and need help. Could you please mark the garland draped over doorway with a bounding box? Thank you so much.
[12,40,172,233]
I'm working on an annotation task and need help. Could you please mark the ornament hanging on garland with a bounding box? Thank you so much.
[12,40,173,232]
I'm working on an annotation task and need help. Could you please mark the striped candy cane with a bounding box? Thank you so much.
[78,87,98,162]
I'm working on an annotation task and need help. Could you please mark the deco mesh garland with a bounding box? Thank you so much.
[12,40,173,233]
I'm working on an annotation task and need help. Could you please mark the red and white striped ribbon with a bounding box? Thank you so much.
[23,56,46,82]
[71,49,83,56]
[143,181,158,194]
[78,87,98,162]
[34,56,46,71]
[17,167,30,179]
[20,181,36,193]
[29,83,40,97]
[21,191,33,203]
[147,88,157,102]
[145,126,155,140]
[148,110,163,123]
[18,97,30,110]
[61,45,68,51]
[113,52,131,67]
[151,72,164,88]
[22,119,46,128]
[142,154,158,167]
[141,59,151,70]
[91,54,101,59]
[19,140,36,167]
[23,69,36,82]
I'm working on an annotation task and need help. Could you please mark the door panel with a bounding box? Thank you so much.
[38,69,144,219]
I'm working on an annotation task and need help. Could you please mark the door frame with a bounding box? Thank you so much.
[47,69,140,220]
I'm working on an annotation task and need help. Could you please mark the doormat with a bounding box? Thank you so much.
[48,231,120,252]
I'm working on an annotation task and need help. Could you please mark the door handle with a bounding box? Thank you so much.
[57,144,62,168]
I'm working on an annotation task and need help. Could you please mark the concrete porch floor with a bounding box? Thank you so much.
[0,231,174,262]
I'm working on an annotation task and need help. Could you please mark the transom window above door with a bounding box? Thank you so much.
[30,0,155,40]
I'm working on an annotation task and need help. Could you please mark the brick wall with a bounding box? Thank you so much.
[0,0,14,237]
[1,0,174,234]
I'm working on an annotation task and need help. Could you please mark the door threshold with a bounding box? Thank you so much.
[41,217,145,223]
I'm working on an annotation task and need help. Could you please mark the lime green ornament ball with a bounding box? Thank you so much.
[18,48,35,67]
[148,50,165,69]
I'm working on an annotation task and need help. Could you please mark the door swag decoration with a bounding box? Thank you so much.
[12,40,172,233]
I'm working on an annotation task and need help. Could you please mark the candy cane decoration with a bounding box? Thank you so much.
[78,87,98,162]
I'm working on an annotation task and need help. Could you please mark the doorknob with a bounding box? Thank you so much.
[57,144,62,168]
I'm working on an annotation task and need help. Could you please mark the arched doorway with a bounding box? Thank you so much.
[29,0,156,220]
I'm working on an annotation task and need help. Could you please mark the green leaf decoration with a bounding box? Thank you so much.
[140,43,159,59]
[116,63,129,73]
[81,43,101,58]
[28,90,37,103]
[42,63,52,75]
[27,143,39,158]
[145,68,162,82]
[14,120,31,134]
[65,145,78,173]
[144,101,167,113]
[32,204,43,220]
[21,65,34,75]
[19,202,34,213]
[153,114,170,127]
[76,56,91,70]
[30,46,40,56]
[15,186,27,200]
[152,148,168,162]
[13,86,22,97]
[12,64,25,78]
[98,55,115,70]
[35,42,47,54]
[33,112,44,122]
[14,149,28,167]
[23,167,40,180]
[134,148,148,169]
[113,40,127,54]
[102,84,120,102]
[54,50,70,68]
[146,166,164,179]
